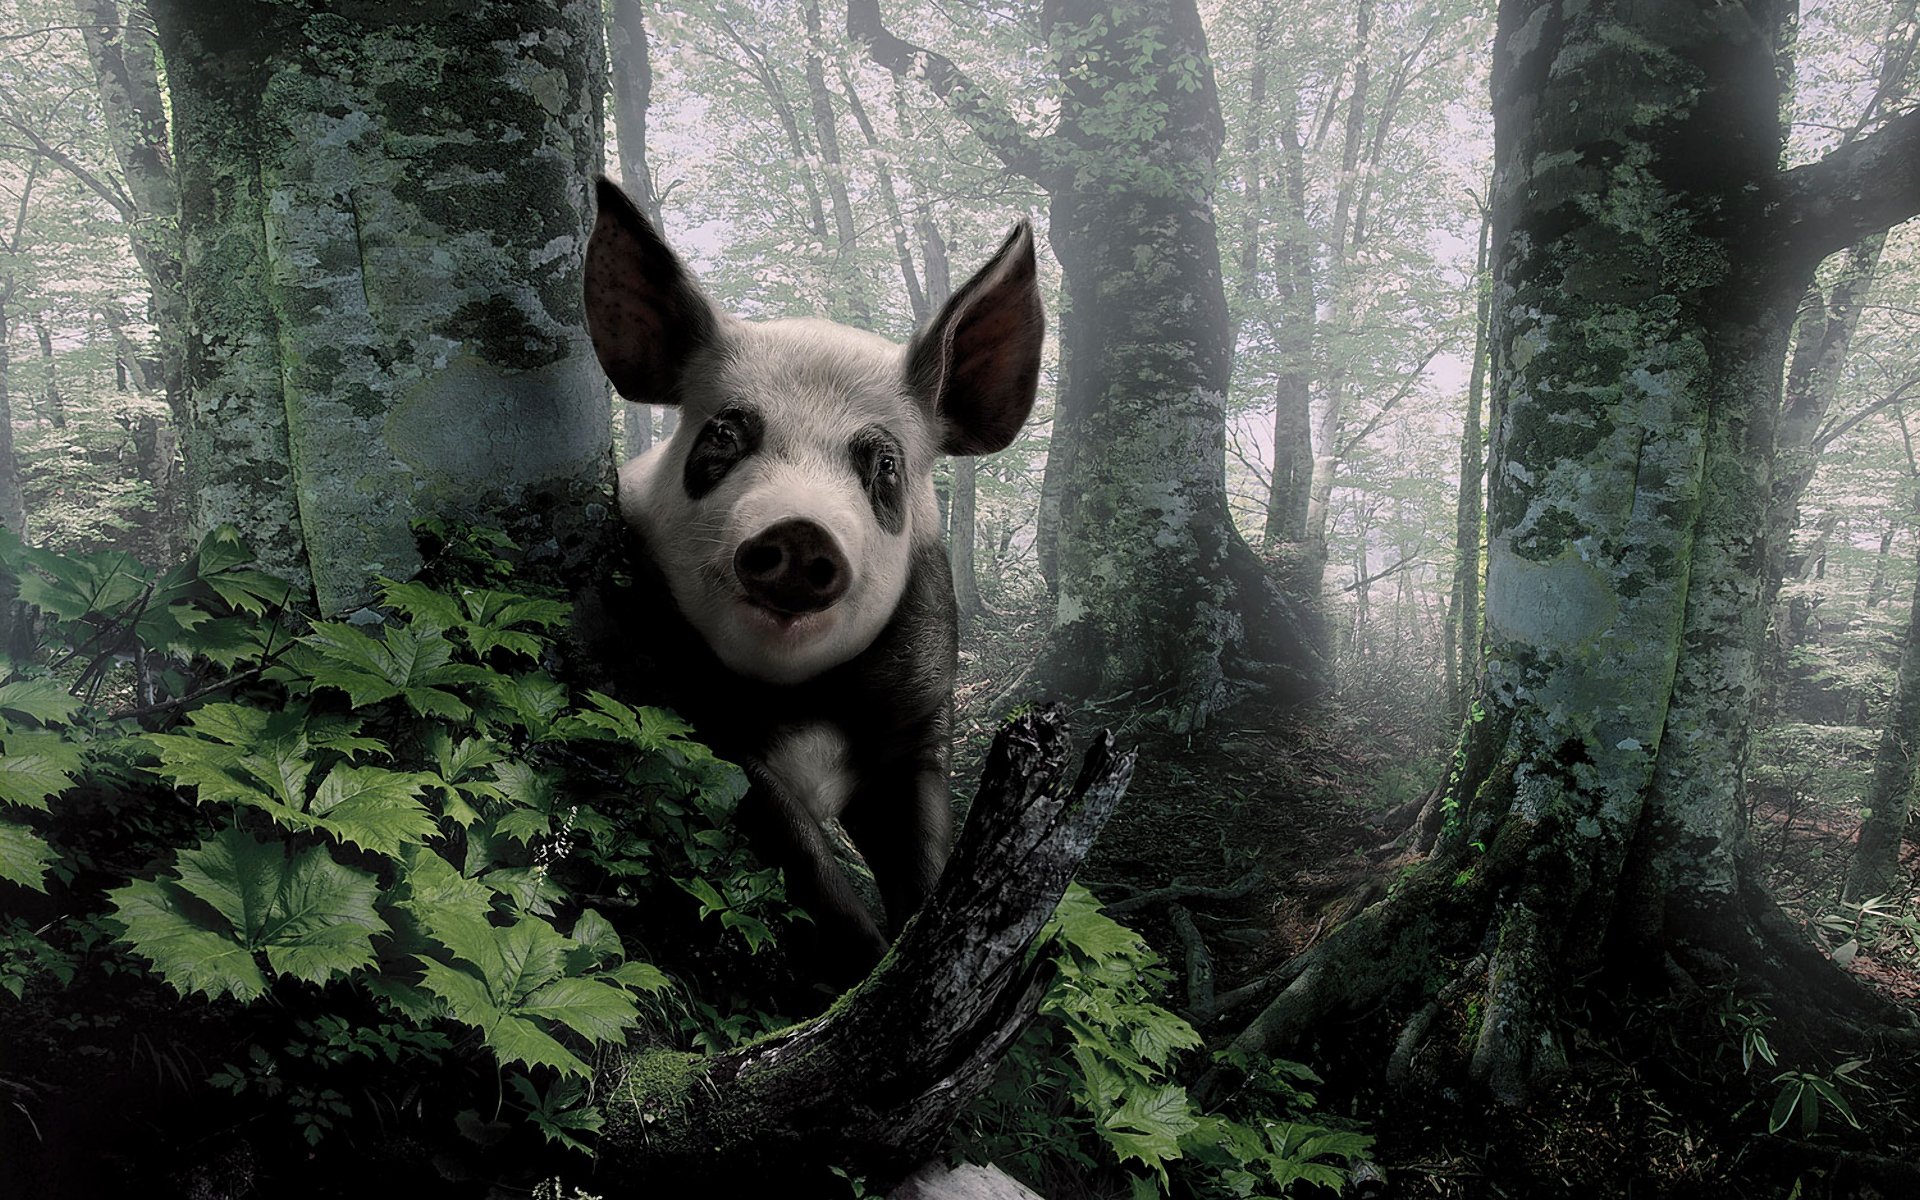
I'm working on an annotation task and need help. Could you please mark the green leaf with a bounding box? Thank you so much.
[420,957,501,1027]
[0,753,77,811]
[0,818,54,890]
[309,765,437,855]
[1769,1081,1803,1134]
[494,916,571,1004]
[605,960,670,994]
[114,829,386,998]
[109,876,268,1000]
[1103,1083,1198,1170]
[401,848,505,981]
[0,678,78,726]
[517,976,639,1043]
[484,1013,589,1077]
[570,909,623,964]
[261,846,388,983]
[1051,885,1147,961]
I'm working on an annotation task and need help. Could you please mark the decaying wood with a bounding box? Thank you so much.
[593,707,1134,1192]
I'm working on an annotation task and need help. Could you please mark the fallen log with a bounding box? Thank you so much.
[592,706,1134,1193]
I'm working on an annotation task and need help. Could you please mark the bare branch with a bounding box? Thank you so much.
[846,0,1055,185]
[1780,106,1920,262]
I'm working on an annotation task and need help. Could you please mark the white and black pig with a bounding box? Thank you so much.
[580,177,1043,982]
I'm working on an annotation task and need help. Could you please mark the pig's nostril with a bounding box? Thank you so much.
[734,519,850,614]
[741,543,783,578]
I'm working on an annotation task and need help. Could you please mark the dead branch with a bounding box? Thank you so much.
[592,706,1134,1192]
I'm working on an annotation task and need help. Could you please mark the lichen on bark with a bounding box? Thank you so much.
[152,0,614,612]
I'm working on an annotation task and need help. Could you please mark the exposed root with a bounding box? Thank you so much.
[1169,904,1217,1023]
[1098,867,1266,917]
[1385,953,1488,1091]
[1470,904,1565,1105]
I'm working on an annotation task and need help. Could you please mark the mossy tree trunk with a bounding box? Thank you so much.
[1217,0,1920,1104]
[853,0,1322,730]
[149,0,614,613]
[1847,540,1920,902]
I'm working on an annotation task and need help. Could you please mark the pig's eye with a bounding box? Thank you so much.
[852,427,908,535]
[684,406,762,499]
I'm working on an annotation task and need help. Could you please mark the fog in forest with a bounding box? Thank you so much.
[2,1,1919,1197]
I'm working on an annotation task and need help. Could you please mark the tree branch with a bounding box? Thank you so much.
[846,0,1055,186]
[1780,106,1920,262]
[593,707,1134,1189]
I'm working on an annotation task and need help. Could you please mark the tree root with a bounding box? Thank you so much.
[1098,867,1265,917]
[1385,953,1488,1091]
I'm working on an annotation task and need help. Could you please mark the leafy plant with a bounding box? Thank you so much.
[0,524,785,1158]
[1769,1061,1868,1137]
[955,885,1371,1196]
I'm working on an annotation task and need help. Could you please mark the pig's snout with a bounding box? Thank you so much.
[734,519,850,614]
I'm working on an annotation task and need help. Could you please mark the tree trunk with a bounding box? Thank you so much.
[1297,0,1373,592]
[594,710,1132,1190]
[149,0,614,613]
[33,319,65,429]
[1848,541,1920,901]
[607,0,660,463]
[1215,0,1920,1104]
[1262,67,1315,553]
[1445,207,1491,718]
[74,0,186,423]
[853,0,1324,727]
[801,0,870,325]
[0,305,23,540]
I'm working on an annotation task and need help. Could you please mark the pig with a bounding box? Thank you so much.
[580,177,1043,981]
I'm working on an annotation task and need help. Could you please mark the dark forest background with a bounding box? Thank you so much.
[2,0,1920,1196]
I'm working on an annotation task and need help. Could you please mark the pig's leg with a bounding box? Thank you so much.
[736,766,888,982]
[841,757,952,937]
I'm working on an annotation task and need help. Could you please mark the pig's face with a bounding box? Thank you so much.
[584,178,1043,685]
[616,320,938,683]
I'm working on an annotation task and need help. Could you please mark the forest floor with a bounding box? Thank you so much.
[952,612,1920,1200]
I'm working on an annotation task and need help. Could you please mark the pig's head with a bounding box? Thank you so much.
[583,178,1043,685]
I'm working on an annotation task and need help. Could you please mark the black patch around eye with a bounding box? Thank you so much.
[851,426,908,536]
[684,405,764,499]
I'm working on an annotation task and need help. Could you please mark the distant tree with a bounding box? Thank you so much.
[608,0,665,461]
[147,0,614,612]
[1848,535,1920,901]
[853,0,1322,727]
[1220,0,1920,1101]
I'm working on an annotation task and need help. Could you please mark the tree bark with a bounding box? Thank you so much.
[594,709,1132,1190]
[1214,0,1920,1106]
[1262,65,1315,554]
[149,0,614,613]
[607,0,661,463]
[1445,207,1491,719]
[853,0,1324,728]
[1848,541,1920,901]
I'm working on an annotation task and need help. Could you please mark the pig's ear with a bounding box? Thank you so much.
[905,221,1044,456]
[584,175,718,405]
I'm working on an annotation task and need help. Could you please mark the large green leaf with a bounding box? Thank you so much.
[0,752,77,811]
[401,848,505,981]
[517,976,640,1043]
[0,678,79,726]
[0,818,54,890]
[309,765,437,855]
[111,876,269,1000]
[110,828,387,1000]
